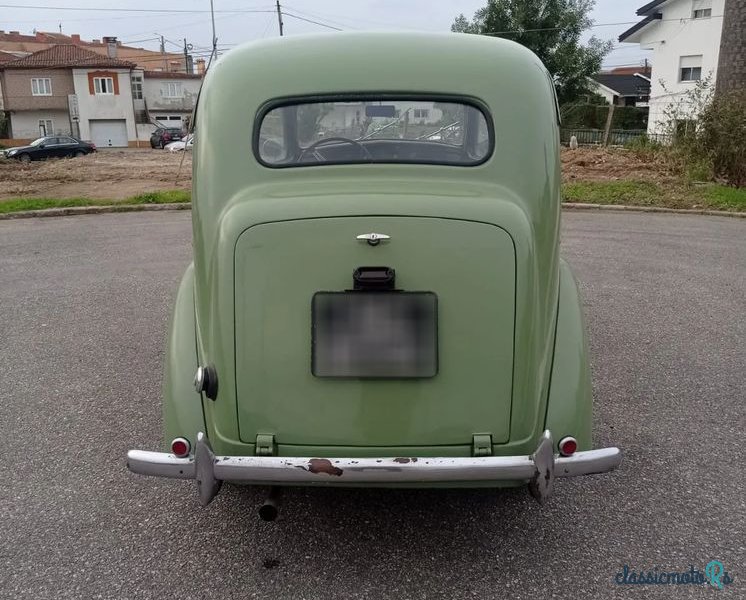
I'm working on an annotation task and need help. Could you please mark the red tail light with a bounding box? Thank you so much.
[170,437,191,457]
[90,143,96,150]
[558,436,578,457]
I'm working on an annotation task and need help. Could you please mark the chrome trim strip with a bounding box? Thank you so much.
[127,431,622,506]
[127,450,195,479]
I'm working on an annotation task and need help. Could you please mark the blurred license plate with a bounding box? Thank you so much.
[312,292,438,378]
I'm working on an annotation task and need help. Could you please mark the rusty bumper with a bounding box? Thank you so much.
[126,431,621,506]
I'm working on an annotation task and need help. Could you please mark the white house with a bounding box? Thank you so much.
[132,70,202,141]
[589,72,652,106]
[619,0,725,135]
[71,66,137,146]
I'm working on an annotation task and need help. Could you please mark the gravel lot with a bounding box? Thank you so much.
[0,211,744,599]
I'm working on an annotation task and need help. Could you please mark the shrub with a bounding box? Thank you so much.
[697,91,746,187]
[655,78,745,187]
[624,134,663,160]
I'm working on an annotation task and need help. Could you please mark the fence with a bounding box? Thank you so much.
[560,128,674,147]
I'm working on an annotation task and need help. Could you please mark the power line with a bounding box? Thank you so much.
[282,11,343,31]
[0,4,276,14]
[479,15,724,36]
[282,5,360,30]
[282,4,422,30]
[121,37,161,45]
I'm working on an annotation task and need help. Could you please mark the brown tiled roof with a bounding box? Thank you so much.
[143,70,202,80]
[1,44,135,69]
[0,49,18,63]
[0,31,38,43]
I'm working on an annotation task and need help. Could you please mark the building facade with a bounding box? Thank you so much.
[0,45,137,145]
[1,44,203,145]
[590,72,652,106]
[138,70,202,133]
[620,0,726,134]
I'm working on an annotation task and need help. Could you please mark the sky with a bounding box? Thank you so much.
[0,0,652,70]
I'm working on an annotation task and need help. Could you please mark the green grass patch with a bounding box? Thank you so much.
[0,189,190,215]
[563,181,662,206]
[563,180,745,211]
[702,184,746,210]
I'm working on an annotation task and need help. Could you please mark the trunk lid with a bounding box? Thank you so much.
[234,216,515,447]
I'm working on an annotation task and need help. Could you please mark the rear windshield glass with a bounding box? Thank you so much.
[256,98,492,167]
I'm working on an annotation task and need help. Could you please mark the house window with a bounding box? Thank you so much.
[163,82,182,98]
[31,78,52,96]
[94,77,115,94]
[693,8,712,18]
[413,108,429,119]
[679,55,703,82]
[38,119,53,135]
[131,75,143,99]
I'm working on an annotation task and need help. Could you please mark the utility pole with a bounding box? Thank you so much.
[276,0,284,36]
[209,0,218,62]
[160,35,166,71]
[183,38,194,74]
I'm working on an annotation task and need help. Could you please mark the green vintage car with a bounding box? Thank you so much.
[127,32,621,515]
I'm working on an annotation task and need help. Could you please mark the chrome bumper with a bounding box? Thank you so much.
[127,431,621,506]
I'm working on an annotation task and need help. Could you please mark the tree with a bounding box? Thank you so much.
[452,0,612,104]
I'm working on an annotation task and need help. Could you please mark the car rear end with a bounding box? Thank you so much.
[127,32,621,508]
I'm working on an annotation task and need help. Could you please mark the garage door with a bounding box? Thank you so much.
[154,115,183,128]
[89,119,128,147]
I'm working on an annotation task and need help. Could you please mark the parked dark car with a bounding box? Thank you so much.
[3,136,96,162]
[150,127,183,149]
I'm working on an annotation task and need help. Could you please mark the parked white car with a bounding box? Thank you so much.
[165,134,194,152]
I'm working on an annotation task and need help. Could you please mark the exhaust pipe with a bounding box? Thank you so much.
[259,486,282,521]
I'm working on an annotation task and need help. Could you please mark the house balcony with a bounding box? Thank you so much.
[3,95,70,111]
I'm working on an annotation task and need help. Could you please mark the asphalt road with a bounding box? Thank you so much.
[1,211,744,599]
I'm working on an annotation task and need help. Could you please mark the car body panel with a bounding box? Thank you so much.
[544,260,593,451]
[165,134,194,152]
[234,216,516,446]
[162,263,207,446]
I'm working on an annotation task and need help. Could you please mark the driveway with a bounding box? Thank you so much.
[0,211,743,599]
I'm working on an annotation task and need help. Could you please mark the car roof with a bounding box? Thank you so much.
[205,32,545,107]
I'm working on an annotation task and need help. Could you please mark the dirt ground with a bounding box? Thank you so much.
[560,146,676,184]
[0,149,191,200]
[0,146,674,201]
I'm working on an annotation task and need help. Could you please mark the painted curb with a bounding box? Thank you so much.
[562,202,746,218]
[0,201,743,220]
[0,202,191,220]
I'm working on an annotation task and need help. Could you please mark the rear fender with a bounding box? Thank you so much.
[162,263,207,449]
[544,259,593,451]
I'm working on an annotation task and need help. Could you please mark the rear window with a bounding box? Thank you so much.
[256,97,492,167]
